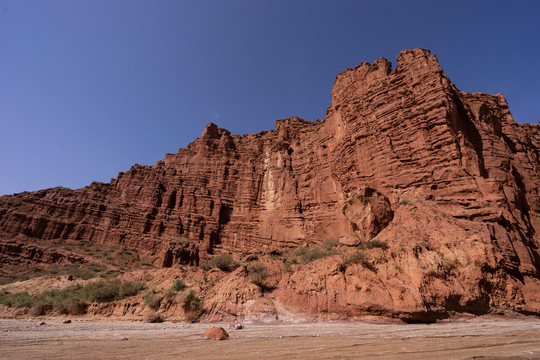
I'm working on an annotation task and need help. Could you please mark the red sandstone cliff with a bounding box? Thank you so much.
[1,49,539,321]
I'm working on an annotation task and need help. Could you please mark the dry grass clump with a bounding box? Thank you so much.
[339,251,370,272]
[170,279,186,292]
[143,309,163,323]
[200,254,239,272]
[247,262,269,287]
[357,239,389,250]
[143,290,162,310]
[175,289,202,312]
[295,239,340,264]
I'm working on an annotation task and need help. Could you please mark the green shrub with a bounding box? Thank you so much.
[143,290,162,310]
[300,247,339,264]
[164,279,186,303]
[66,265,100,280]
[0,291,33,307]
[300,248,327,264]
[118,280,146,297]
[0,279,145,315]
[81,279,121,302]
[321,238,339,250]
[200,254,239,272]
[118,247,137,264]
[283,259,296,272]
[358,239,389,250]
[339,251,370,272]
[293,241,340,265]
[174,236,192,247]
[170,279,186,292]
[176,289,202,312]
[247,263,269,287]
[294,247,308,257]
[186,291,202,311]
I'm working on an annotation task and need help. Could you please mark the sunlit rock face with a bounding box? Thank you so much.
[1,49,539,321]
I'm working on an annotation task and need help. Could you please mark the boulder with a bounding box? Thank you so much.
[202,327,229,340]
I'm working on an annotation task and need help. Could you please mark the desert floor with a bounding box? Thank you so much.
[1,318,540,359]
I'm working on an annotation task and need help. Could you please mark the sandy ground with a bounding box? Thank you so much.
[1,318,540,359]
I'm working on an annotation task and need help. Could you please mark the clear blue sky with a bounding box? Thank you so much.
[1,0,539,195]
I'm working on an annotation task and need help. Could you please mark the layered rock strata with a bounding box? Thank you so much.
[1,49,539,320]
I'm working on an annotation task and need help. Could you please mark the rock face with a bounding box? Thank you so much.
[342,187,394,242]
[0,49,539,321]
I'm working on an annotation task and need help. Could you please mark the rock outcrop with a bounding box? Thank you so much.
[0,49,539,321]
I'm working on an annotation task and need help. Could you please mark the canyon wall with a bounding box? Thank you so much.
[1,49,539,320]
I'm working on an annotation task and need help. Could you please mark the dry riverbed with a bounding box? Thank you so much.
[1,318,540,359]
